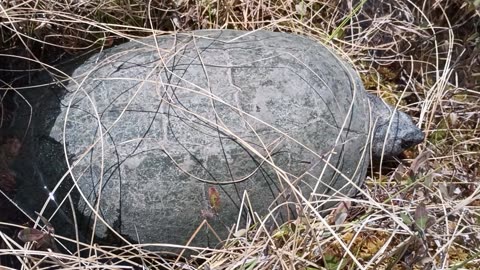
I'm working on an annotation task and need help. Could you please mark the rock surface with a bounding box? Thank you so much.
[46,30,422,247]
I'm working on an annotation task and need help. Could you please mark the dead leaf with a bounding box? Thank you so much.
[414,202,428,231]
[394,164,408,182]
[438,183,450,199]
[103,36,114,47]
[17,213,59,251]
[424,173,434,188]
[448,113,458,127]
[335,212,348,226]
[234,228,247,238]
[332,201,351,226]
[208,187,220,212]
[411,150,432,175]
[18,228,46,243]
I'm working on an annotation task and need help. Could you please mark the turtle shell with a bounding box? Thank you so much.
[50,30,371,246]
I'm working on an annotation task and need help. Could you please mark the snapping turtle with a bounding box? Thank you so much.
[49,30,423,246]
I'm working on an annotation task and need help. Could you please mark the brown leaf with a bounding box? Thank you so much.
[411,150,432,175]
[103,36,114,47]
[332,201,351,226]
[18,228,46,243]
[208,187,220,212]
[394,163,408,182]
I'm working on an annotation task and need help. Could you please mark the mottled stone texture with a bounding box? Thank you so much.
[48,30,420,247]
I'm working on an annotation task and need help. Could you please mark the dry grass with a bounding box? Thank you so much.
[1,0,480,269]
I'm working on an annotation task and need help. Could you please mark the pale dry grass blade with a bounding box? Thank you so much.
[1,0,479,269]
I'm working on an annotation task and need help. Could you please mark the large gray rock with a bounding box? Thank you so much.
[48,30,423,247]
